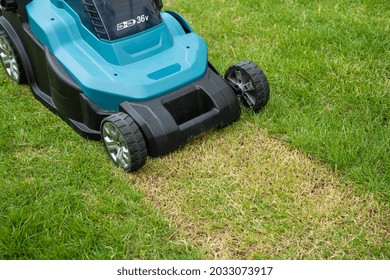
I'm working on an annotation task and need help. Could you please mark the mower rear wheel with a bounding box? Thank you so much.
[225,60,270,112]
[101,113,147,172]
[0,28,26,84]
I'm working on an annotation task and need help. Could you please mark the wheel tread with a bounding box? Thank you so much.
[225,60,270,112]
[0,28,27,84]
[101,112,147,172]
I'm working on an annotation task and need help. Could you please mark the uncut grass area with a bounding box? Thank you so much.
[173,0,389,201]
[1,0,389,260]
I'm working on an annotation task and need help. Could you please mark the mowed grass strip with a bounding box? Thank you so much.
[126,120,389,259]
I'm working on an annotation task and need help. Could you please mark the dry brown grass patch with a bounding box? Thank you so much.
[119,120,389,259]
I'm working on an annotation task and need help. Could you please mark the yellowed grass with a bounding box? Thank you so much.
[117,119,388,259]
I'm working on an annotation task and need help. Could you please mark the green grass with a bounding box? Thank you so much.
[0,0,389,259]
[173,0,389,200]
[0,84,201,259]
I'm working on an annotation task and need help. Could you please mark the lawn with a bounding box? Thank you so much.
[0,0,389,259]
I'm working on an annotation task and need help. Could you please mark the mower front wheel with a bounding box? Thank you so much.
[225,60,270,112]
[101,113,147,172]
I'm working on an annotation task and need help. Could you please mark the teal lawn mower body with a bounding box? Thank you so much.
[27,0,208,111]
[0,0,270,171]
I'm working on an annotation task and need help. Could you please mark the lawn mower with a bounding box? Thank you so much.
[0,0,270,171]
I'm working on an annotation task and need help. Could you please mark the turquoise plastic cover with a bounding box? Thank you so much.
[27,0,208,111]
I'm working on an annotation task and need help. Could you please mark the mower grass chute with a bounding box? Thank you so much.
[0,0,270,172]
